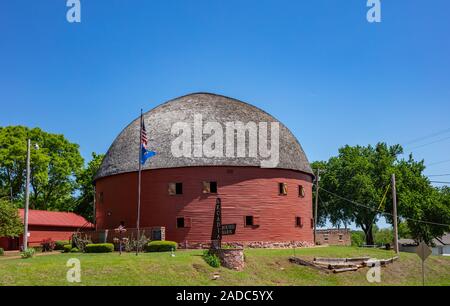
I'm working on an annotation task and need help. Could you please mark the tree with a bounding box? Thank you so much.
[312,142,450,245]
[374,228,394,246]
[0,199,23,238]
[75,153,105,222]
[398,185,450,245]
[0,126,84,211]
[312,143,400,245]
[398,221,412,239]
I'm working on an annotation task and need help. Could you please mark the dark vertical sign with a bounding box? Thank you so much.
[211,198,222,249]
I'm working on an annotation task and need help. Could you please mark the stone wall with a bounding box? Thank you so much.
[210,248,245,271]
[179,240,313,249]
[316,229,351,246]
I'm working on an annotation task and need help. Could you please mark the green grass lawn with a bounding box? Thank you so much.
[0,246,449,286]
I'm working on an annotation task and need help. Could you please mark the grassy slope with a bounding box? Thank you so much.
[0,247,449,286]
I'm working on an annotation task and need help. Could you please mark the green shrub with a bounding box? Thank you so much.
[202,250,221,268]
[21,248,35,259]
[351,231,365,247]
[0,248,4,256]
[63,244,72,253]
[85,243,114,253]
[55,240,70,250]
[145,241,177,253]
[70,247,80,253]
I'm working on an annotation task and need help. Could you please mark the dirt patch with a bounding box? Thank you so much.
[192,263,209,273]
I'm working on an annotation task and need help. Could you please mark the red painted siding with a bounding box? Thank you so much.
[95,167,314,244]
[26,226,80,246]
[1,226,80,250]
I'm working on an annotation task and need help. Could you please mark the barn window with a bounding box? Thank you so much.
[298,185,305,198]
[168,183,183,195]
[295,216,303,228]
[245,216,254,227]
[99,192,104,204]
[339,234,343,241]
[324,234,329,241]
[203,181,218,194]
[310,218,314,229]
[279,183,288,195]
[177,217,191,228]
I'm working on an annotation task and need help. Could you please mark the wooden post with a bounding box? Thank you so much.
[392,174,399,254]
[23,139,31,251]
[314,169,320,245]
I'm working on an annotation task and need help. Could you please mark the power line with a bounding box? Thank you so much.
[426,159,450,167]
[319,186,450,228]
[404,135,450,151]
[427,174,450,177]
[403,127,450,146]
[430,181,450,184]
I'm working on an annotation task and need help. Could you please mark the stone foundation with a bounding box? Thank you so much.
[179,241,313,249]
[210,248,245,271]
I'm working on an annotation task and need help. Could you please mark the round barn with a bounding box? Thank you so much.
[94,93,314,248]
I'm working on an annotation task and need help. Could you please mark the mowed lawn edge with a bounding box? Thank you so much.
[0,247,449,286]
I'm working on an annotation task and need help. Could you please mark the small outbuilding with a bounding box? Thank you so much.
[316,229,351,246]
[0,209,93,251]
[432,233,450,256]
[398,234,450,256]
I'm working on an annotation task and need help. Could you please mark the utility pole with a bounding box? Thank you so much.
[23,139,31,251]
[93,185,97,229]
[136,109,144,256]
[391,173,399,254]
[314,169,320,245]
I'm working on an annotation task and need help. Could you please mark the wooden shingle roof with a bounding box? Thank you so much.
[95,93,313,180]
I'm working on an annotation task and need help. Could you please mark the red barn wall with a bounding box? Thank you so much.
[0,237,9,250]
[27,226,79,246]
[0,226,79,250]
[95,167,314,245]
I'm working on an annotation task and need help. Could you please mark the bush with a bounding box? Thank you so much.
[55,240,70,251]
[124,234,149,253]
[351,231,365,247]
[70,247,80,253]
[145,241,177,253]
[0,248,4,256]
[63,244,72,253]
[203,250,221,268]
[85,243,114,253]
[21,248,35,259]
[41,239,55,252]
[72,233,92,253]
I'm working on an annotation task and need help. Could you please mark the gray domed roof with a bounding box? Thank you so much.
[95,93,313,180]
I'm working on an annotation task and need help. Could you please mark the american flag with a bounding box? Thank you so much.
[141,119,148,149]
[140,114,156,165]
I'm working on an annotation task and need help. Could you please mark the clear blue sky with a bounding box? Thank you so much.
[1,1,450,228]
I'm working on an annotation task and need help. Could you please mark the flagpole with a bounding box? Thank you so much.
[136,109,143,256]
